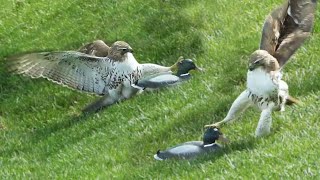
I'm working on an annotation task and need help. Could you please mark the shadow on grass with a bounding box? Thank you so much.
[195,135,257,163]
[0,111,108,158]
[0,60,35,102]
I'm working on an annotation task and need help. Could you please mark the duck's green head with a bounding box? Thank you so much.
[203,127,229,145]
[171,57,202,76]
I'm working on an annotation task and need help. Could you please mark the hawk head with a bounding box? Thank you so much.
[108,41,134,61]
[248,50,280,72]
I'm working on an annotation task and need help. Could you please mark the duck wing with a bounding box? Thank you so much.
[260,0,316,67]
[7,51,116,95]
[155,141,203,160]
[134,72,180,89]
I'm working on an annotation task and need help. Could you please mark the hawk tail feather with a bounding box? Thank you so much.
[286,95,301,106]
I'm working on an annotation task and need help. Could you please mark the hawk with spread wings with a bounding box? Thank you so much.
[7,41,179,113]
[206,0,317,137]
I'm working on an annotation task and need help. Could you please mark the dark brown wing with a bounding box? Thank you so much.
[260,0,316,67]
[289,0,317,32]
[260,1,289,56]
[78,40,110,57]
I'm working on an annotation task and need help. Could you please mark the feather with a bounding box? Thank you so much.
[260,0,316,67]
[7,51,114,95]
[78,40,110,57]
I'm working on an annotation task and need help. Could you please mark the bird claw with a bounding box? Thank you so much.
[204,122,221,128]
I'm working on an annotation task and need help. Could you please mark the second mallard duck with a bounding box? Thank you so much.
[154,127,228,160]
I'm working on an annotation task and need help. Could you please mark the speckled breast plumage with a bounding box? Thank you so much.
[246,68,281,109]
[106,67,142,90]
[246,89,279,109]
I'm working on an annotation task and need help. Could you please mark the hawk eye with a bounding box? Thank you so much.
[118,48,127,51]
[253,58,262,64]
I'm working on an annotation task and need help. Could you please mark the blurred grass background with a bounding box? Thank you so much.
[0,0,319,178]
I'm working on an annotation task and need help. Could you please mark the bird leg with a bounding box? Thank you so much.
[278,80,289,112]
[81,87,123,114]
[82,84,137,113]
[205,90,252,128]
[255,105,274,137]
[82,94,119,113]
[279,95,287,112]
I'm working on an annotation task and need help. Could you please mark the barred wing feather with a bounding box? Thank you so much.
[260,0,316,67]
[7,51,114,95]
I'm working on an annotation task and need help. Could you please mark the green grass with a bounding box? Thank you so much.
[0,0,320,179]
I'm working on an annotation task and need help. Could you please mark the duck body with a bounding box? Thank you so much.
[134,59,199,90]
[154,127,227,160]
[134,72,191,89]
[154,141,221,160]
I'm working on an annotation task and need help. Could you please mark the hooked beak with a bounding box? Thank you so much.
[248,64,256,71]
[217,134,230,144]
[249,57,263,71]
[120,48,134,55]
[195,66,204,72]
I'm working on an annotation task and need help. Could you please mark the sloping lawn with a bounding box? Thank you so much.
[0,0,319,178]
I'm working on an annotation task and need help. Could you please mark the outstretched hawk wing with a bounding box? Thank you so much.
[260,0,316,67]
[7,51,114,95]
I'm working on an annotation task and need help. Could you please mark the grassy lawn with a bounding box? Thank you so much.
[0,0,319,178]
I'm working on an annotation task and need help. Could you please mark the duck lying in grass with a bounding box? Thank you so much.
[205,0,316,137]
[154,127,229,160]
[7,41,198,113]
[133,58,202,90]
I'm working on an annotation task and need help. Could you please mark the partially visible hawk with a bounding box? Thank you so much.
[7,41,180,113]
[78,40,110,57]
[206,0,317,137]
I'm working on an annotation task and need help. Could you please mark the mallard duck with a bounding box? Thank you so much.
[133,58,202,89]
[7,41,184,113]
[154,127,229,160]
[205,0,316,137]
